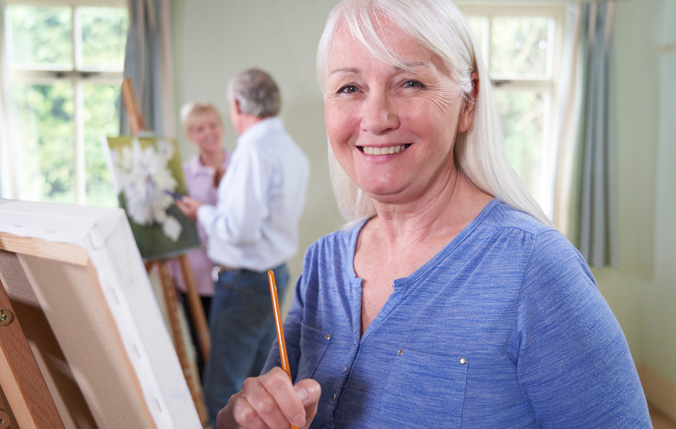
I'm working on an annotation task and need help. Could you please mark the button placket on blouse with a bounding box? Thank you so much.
[329,279,362,407]
[334,337,360,403]
[326,334,361,420]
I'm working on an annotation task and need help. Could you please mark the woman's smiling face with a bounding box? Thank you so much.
[188,111,224,155]
[324,19,475,206]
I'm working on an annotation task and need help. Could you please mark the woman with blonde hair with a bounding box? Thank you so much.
[169,102,229,378]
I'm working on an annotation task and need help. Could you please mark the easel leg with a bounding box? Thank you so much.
[156,261,210,427]
[0,279,64,429]
[178,254,210,362]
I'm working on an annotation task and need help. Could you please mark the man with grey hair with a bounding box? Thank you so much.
[176,68,310,425]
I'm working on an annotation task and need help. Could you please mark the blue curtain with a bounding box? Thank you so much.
[554,1,618,268]
[120,0,176,138]
[578,2,619,267]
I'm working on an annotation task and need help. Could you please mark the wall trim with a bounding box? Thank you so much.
[638,365,676,422]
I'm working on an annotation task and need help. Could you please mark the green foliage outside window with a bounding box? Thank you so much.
[14,83,75,203]
[80,7,128,70]
[491,17,550,77]
[9,6,72,68]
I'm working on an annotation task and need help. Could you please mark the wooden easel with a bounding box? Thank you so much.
[121,78,146,136]
[144,259,209,427]
[122,79,211,427]
[0,278,64,429]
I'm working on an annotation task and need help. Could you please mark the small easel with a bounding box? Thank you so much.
[122,78,210,427]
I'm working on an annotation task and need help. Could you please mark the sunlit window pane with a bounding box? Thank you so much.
[494,89,545,200]
[83,83,120,207]
[79,7,128,70]
[491,16,551,77]
[8,6,72,69]
[13,83,75,203]
[466,16,488,64]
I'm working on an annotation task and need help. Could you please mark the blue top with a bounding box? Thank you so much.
[197,117,310,271]
[264,200,650,428]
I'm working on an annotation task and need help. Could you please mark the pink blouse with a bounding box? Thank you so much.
[169,152,229,295]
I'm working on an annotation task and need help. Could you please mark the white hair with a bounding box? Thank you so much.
[317,0,551,226]
[228,68,281,118]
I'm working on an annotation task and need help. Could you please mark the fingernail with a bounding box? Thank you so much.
[291,412,306,427]
[295,386,309,403]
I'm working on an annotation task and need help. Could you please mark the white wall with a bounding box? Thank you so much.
[646,0,676,385]
[592,0,660,364]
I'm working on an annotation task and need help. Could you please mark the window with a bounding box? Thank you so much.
[4,0,128,207]
[458,4,565,218]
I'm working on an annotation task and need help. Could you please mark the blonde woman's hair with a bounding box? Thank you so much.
[179,102,222,134]
[316,0,550,226]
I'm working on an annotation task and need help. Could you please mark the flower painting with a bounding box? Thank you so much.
[106,136,200,261]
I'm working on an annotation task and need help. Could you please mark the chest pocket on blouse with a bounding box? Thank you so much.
[296,322,331,381]
[379,349,469,429]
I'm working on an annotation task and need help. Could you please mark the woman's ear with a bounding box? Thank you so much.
[458,72,480,133]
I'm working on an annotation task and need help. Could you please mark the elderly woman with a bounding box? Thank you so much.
[217,0,651,427]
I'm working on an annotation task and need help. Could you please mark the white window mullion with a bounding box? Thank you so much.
[539,90,554,218]
[542,9,564,220]
[489,79,554,91]
[74,78,85,205]
[72,5,85,204]
[73,5,82,70]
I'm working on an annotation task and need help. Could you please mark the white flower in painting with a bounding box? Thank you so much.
[111,139,183,241]
[162,216,182,241]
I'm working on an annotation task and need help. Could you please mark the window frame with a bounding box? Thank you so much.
[458,3,566,218]
[4,0,127,205]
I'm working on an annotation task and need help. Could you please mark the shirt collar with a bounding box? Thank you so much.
[237,116,283,147]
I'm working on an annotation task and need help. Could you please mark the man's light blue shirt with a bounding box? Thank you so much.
[197,117,309,271]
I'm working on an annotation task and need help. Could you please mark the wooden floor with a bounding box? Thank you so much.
[650,403,676,429]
